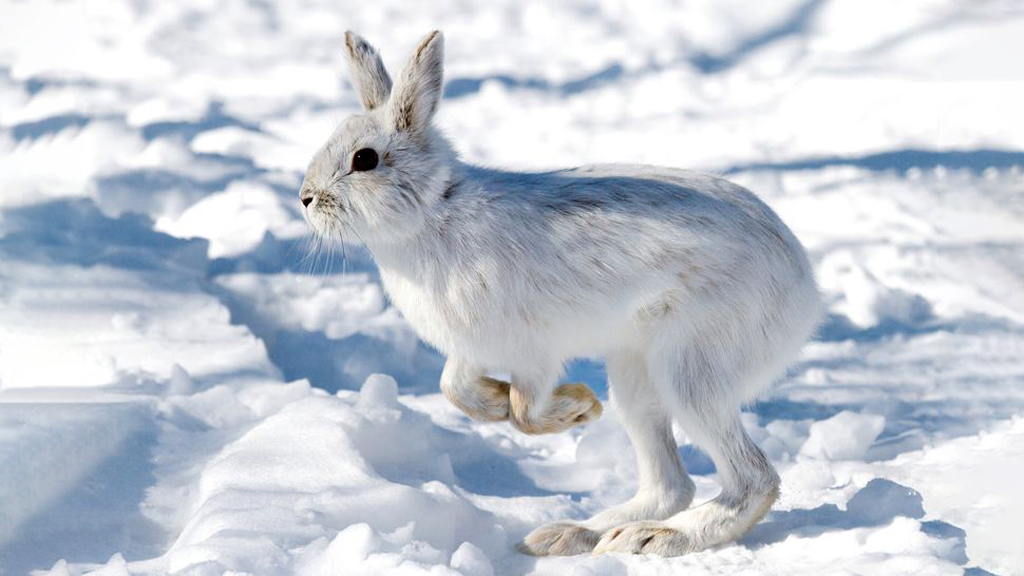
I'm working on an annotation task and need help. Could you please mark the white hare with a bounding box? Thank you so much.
[301,30,822,557]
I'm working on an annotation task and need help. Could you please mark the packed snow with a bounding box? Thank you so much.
[1,0,1022,574]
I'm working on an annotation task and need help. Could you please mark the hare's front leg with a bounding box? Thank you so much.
[508,366,603,435]
[441,358,511,422]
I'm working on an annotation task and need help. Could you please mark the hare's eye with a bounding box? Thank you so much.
[352,148,379,172]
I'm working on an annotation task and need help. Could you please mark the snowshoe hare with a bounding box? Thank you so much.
[300,31,822,557]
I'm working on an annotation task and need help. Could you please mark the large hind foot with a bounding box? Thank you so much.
[518,481,697,556]
[518,522,601,556]
[593,521,693,555]
[594,482,779,556]
[509,383,603,435]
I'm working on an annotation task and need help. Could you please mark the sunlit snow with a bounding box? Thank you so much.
[1,1,1022,575]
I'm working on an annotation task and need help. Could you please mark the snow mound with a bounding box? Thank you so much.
[155,376,509,575]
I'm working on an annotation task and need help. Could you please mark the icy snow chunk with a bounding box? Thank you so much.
[299,522,462,576]
[166,384,257,429]
[762,419,814,461]
[449,542,493,576]
[846,479,923,524]
[389,523,448,565]
[325,523,382,564]
[37,559,72,576]
[799,411,886,461]
[235,379,313,418]
[168,364,195,396]
[83,553,130,576]
[357,373,400,410]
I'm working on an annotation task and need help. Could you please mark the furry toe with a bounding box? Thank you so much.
[558,383,603,424]
[518,522,601,556]
[593,522,693,556]
[510,383,603,434]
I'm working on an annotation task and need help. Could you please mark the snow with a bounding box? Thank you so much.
[0,0,1022,574]
[798,411,886,461]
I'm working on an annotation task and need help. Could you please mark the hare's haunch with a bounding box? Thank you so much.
[301,31,822,557]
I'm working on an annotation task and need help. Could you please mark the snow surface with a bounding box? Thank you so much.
[1,0,1022,574]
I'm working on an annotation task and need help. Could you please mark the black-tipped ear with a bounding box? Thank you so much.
[388,31,444,136]
[344,31,392,111]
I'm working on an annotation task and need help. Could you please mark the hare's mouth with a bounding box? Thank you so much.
[303,195,353,240]
[302,190,346,217]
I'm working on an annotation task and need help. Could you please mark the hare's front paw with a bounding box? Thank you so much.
[510,383,603,435]
[517,522,600,556]
[445,376,510,422]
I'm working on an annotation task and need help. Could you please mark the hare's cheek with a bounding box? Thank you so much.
[342,191,377,221]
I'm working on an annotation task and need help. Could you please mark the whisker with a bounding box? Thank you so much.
[337,223,349,276]
[309,233,325,276]
[325,223,336,276]
[295,233,316,273]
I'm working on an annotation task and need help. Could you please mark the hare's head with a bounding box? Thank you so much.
[301,31,454,245]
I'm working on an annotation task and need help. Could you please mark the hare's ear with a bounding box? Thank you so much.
[344,31,392,111]
[388,31,444,137]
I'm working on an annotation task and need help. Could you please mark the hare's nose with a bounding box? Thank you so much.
[301,196,313,207]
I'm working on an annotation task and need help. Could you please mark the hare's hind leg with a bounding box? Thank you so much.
[519,351,694,556]
[594,356,779,556]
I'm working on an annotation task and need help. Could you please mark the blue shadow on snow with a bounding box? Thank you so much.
[742,478,968,565]
[724,148,1024,176]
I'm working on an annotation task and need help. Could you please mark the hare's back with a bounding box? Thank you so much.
[557,164,766,215]
[500,164,785,240]
[467,162,806,274]
[537,164,810,278]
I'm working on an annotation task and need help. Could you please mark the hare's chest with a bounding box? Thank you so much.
[378,270,468,354]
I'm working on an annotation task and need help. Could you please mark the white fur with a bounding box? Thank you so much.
[301,31,823,557]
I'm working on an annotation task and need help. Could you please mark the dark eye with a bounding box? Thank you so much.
[352,148,378,172]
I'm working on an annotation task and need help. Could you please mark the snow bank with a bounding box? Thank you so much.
[140,376,508,575]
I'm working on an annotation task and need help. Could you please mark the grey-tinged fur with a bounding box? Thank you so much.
[344,31,392,111]
[301,32,823,558]
[388,31,443,135]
